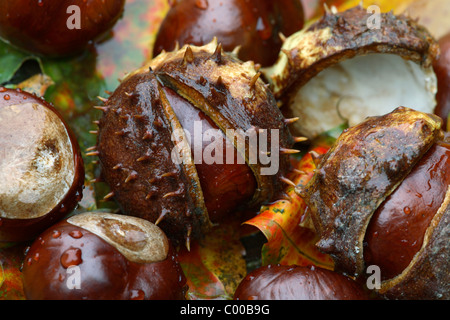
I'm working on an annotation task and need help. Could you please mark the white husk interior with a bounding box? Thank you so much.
[288,53,437,139]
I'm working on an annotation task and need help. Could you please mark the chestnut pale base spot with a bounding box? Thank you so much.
[0,103,75,220]
[67,212,169,264]
[22,213,187,300]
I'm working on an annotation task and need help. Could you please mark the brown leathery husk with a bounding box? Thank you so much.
[302,107,443,278]
[264,5,440,139]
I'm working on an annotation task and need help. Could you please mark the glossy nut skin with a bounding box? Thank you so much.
[22,213,188,300]
[234,265,369,300]
[0,0,125,57]
[364,141,450,281]
[0,88,84,242]
[164,87,256,222]
[152,0,304,67]
[434,33,450,130]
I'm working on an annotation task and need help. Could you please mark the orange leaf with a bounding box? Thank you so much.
[245,146,334,270]
[177,220,247,300]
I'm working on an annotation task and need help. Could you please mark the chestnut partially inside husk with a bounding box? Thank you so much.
[0,88,84,242]
[22,212,187,300]
[94,40,296,246]
[302,107,449,299]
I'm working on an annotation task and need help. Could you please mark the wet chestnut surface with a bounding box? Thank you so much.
[364,141,450,281]
[0,88,84,242]
[234,264,369,300]
[434,33,450,130]
[153,0,304,66]
[164,87,256,223]
[22,213,187,300]
[0,0,125,57]
[303,107,443,276]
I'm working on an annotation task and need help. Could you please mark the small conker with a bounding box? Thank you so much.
[152,0,304,67]
[22,212,187,300]
[0,88,84,242]
[233,265,369,300]
[0,0,125,57]
[434,33,450,130]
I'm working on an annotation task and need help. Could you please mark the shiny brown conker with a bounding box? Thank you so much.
[22,212,188,300]
[233,264,369,300]
[152,0,304,67]
[0,88,84,242]
[0,0,125,57]
[364,141,450,281]
[164,87,257,223]
[434,33,450,130]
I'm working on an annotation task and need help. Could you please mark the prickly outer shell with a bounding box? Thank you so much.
[303,107,444,278]
[97,40,294,243]
[264,5,439,100]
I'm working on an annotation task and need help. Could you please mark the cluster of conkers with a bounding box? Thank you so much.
[234,6,449,300]
[0,87,187,300]
[1,0,449,300]
[0,1,189,300]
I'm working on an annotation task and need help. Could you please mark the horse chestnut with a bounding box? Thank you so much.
[22,212,187,300]
[234,265,369,300]
[152,0,305,67]
[302,107,449,299]
[434,33,450,130]
[0,88,84,242]
[364,141,450,281]
[94,40,296,246]
[0,0,125,57]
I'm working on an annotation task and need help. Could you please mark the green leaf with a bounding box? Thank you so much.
[0,39,38,85]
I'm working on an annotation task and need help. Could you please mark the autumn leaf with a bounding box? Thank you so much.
[177,219,248,300]
[245,145,334,270]
[0,243,27,300]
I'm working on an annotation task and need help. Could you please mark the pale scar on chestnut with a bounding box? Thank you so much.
[0,103,75,220]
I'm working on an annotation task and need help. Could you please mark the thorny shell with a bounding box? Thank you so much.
[302,107,449,299]
[94,39,295,247]
[263,5,440,139]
